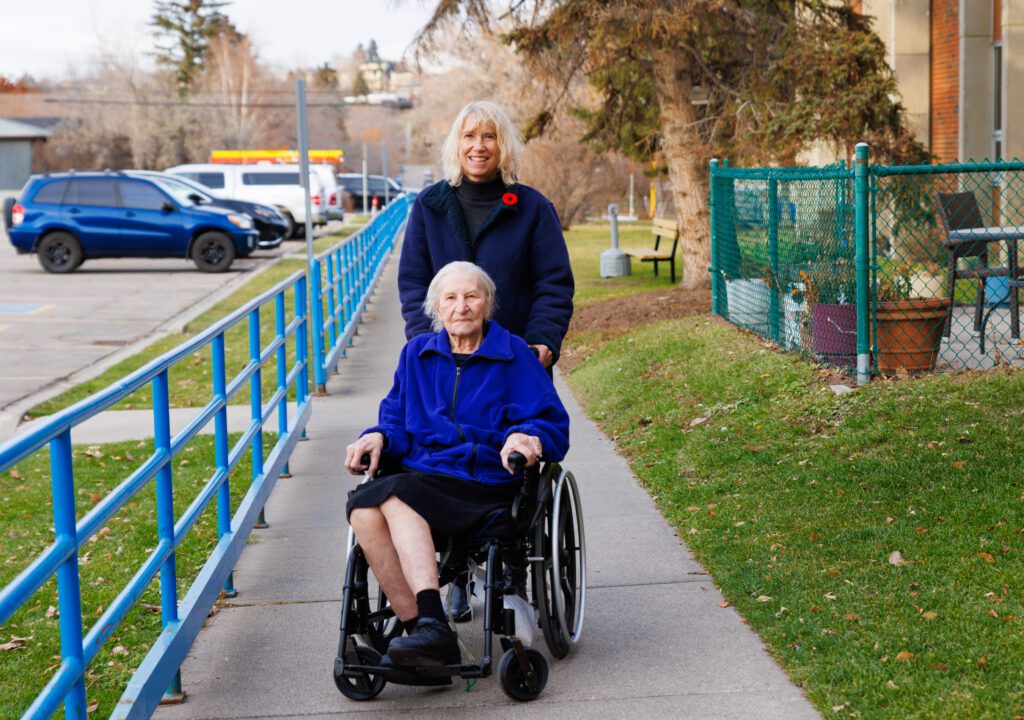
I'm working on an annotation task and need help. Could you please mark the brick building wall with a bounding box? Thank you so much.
[930,0,960,162]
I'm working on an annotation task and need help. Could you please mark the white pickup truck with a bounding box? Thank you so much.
[165,163,328,238]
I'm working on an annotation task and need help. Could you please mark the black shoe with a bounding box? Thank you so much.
[449,582,472,623]
[386,617,460,667]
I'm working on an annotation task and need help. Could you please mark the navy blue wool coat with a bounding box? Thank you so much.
[398,181,575,362]
[363,321,570,485]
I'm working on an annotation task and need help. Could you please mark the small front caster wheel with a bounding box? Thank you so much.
[334,645,387,701]
[498,646,548,701]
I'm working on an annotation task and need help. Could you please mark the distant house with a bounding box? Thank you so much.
[0,117,55,190]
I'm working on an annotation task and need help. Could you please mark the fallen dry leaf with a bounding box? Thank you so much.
[689,416,710,428]
[844,613,860,621]
[1,636,31,651]
[979,552,996,564]
[888,551,909,566]
[756,595,773,603]
[719,599,731,608]
[921,611,938,620]
[45,605,57,618]
[895,651,915,661]
[978,656,988,668]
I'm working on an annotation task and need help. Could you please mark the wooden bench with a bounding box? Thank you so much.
[621,218,680,283]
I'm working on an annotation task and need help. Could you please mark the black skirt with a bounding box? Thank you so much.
[346,470,522,540]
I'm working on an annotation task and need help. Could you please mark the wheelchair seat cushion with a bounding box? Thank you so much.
[346,470,521,541]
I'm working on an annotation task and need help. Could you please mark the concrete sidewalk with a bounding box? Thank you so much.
[155,255,821,720]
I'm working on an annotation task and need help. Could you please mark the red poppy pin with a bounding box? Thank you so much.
[502,192,518,206]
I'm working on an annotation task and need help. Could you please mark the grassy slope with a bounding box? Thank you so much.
[564,315,1024,718]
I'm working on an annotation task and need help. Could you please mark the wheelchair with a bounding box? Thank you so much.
[333,452,586,702]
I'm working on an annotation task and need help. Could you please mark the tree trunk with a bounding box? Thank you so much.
[651,49,711,290]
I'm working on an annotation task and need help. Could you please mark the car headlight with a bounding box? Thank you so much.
[227,214,253,230]
[253,208,272,219]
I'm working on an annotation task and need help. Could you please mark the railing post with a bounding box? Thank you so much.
[211,333,236,598]
[325,253,338,370]
[50,428,88,719]
[152,371,184,702]
[709,158,721,316]
[310,258,327,393]
[768,176,781,343]
[249,309,268,528]
[274,292,291,477]
[295,275,309,440]
[854,142,871,386]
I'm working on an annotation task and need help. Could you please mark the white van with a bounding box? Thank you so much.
[164,163,327,237]
[309,165,344,221]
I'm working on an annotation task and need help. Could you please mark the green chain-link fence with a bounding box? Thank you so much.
[710,148,1024,381]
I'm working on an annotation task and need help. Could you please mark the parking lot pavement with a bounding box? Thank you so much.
[0,232,293,437]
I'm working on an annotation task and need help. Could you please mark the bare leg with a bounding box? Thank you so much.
[349,507,417,621]
[379,496,439,594]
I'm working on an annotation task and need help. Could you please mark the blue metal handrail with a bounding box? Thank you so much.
[0,269,312,720]
[0,191,414,719]
[310,194,413,389]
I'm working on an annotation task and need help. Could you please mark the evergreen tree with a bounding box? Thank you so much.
[421,1,926,289]
[150,0,236,96]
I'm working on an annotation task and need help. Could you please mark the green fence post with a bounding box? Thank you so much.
[854,143,871,386]
[709,158,721,316]
[768,176,781,343]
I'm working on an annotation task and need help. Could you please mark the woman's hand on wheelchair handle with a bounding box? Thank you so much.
[345,432,384,476]
[501,432,542,474]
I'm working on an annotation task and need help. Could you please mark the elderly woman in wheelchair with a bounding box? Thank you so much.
[335,261,585,701]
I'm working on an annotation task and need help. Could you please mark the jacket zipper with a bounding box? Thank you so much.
[450,364,474,477]
[450,366,466,441]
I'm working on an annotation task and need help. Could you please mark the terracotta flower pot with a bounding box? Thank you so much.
[875,297,952,373]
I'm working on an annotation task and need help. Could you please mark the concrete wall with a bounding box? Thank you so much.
[1005,0,1024,161]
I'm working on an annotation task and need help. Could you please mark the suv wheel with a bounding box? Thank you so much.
[191,232,236,273]
[37,232,83,273]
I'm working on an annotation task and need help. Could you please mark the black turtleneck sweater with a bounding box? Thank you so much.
[454,176,505,243]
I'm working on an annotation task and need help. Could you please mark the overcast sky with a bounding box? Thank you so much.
[0,0,439,80]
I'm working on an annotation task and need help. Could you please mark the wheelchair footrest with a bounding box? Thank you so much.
[342,660,490,685]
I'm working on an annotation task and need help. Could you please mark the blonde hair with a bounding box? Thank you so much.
[424,261,498,332]
[441,101,523,187]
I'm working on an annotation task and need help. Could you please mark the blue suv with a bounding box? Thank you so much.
[6,172,259,273]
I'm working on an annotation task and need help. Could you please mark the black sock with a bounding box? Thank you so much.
[416,589,446,623]
[400,616,418,634]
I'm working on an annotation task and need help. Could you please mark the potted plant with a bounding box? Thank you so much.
[875,262,951,373]
[800,258,858,367]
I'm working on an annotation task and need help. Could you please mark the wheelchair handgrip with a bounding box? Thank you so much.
[507,451,527,470]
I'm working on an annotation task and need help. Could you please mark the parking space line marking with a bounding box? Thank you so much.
[0,303,48,315]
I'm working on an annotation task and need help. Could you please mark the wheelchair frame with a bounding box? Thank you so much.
[333,457,586,702]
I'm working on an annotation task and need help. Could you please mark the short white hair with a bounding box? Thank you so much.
[424,261,498,332]
[441,100,523,187]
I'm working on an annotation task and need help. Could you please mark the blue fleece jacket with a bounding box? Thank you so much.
[363,321,570,485]
[398,181,575,362]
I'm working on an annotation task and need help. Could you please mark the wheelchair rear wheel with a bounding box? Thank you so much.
[532,468,586,658]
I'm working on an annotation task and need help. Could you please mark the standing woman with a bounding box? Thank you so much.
[398,100,574,369]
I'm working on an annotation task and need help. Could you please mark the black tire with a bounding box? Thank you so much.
[333,644,387,701]
[498,647,548,702]
[280,211,296,239]
[191,231,235,273]
[37,232,83,274]
[533,469,585,659]
[2,197,14,231]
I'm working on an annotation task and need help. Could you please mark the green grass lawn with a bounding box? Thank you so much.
[564,221,683,308]
[563,317,1024,719]
[0,433,274,718]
